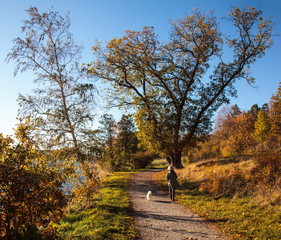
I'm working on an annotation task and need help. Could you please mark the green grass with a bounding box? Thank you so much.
[55,161,281,240]
[56,172,138,240]
[147,158,169,168]
[154,170,281,240]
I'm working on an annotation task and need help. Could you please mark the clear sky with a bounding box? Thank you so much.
[0,0,280,136]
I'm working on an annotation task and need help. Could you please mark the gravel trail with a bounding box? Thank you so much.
[129,168,230,240]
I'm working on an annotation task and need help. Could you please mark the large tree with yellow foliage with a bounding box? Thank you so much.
[86,7,273,168]
[270,82,281,142]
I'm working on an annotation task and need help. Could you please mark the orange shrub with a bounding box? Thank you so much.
[250,151,281,184]
[0,134,68,239]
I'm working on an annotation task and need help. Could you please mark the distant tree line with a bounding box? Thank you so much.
[188,82,281,161]
[188,84,280,202]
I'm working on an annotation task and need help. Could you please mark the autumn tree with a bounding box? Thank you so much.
[6,7,96,162]
[70,160,100,208]
[226,112,256,155]
[254,109,271,143]
[214,105,241,136]
[214,104,260,156]
[269,82,281,142]
[0,122,68,239]
[86,7,273,168]
[191,105,242,160]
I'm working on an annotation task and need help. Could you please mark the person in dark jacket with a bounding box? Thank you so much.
[166,165,180,201]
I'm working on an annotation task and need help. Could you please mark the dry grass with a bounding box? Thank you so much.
[152,158,281,239]
[254,178,281,206]
[177,157,255,185]
[175,155,280,205]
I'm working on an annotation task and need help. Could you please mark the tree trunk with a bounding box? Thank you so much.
[169,151,184,169]
[166,156,172,165]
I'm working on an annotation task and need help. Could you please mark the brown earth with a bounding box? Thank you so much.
[129,168,230,240]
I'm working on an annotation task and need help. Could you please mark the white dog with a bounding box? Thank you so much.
[146,191,152,201]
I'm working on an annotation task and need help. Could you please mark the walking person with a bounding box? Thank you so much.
[166,165,180,202]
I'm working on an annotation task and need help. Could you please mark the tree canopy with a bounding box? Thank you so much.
[86,6,274,168]
[7,7,96,162]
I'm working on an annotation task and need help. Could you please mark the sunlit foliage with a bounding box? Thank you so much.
[86,6,274,168]
[270,82,281,142]
[0,122,68,239]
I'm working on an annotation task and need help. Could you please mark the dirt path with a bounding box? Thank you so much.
[129,168,230,240]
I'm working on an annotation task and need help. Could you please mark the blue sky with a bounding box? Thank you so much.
[0,0,280,135]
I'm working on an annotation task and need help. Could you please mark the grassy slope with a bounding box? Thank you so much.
[153,159,281,240]
[56,172,138,240]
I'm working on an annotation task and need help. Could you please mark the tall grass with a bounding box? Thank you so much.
[55,172,138,240]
